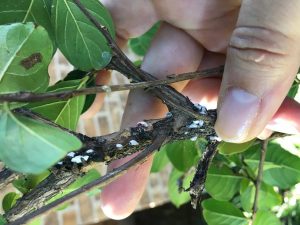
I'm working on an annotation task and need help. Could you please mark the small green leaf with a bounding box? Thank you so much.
[52,0,115,71]
[205,165,244,201]
[218,139,255,155]
[0,105,82,174]
[151,149,170,173]
[166,140,201,172]
[243,143,300,189]
[129,22,160,56]
[240,180,282,212]
[0,0,54,43]
[48,169,101,203]
[12,179,29,194]
[13,170,51,194]
[2,192,21,213]
[28,78,87,130]
[168,168,193,208]
[253,210,281,225]
[202,199,249,225]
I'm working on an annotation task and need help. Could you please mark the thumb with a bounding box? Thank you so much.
[215,0,300,143]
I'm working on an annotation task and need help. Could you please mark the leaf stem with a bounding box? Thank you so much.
[252,139,268,220]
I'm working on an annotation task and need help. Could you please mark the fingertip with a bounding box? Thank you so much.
[100,155,153,220]
[215,87,261,143]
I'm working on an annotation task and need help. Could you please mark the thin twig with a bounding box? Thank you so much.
[7,135,167,225]
[0,67,222,103]
[252,139,268,219]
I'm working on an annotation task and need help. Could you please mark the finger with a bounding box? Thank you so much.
[215,0,300,143]
[267,97,300,134]
[100,23,204,219]
[100,0,159,38]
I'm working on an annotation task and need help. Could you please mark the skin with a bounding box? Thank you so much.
[84,0,300,219]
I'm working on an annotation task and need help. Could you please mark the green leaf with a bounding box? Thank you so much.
[13,170,51,194]
[202,199,249,225]
[52,0,115,71]
[243,143,300,189]
[0,215,7,225]
[151,149,170,173]
[0,23,52,109]
[205,165,244,201]
[166,140,201,172]
[28,78,87,130]
[2,192,21,213]
[168,168,193,208]
[240,180,282,212]
[48,169,101,203]
[253,210,281,225]
[128,22,160,56]
[0,105,82,174]
[0,0,54,43]
[218,139,255,155]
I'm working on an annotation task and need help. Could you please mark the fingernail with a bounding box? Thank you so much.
[215,88,260,142]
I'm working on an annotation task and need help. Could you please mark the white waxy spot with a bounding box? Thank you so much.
[190,136,198,141]
[82,155,89,161]
[67,152,75,157]
[71,155,89,164]
[86,149,94,154]
[57,161,63,165]
[129,140,139,146]
[71,156,83,164]
[188,120,204,129]
[184,132,189,135]
[209,136,222,142]
[116,144,123,149]
[137,121,148,127]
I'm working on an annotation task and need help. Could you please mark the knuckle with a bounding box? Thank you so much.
[229,26,294,69]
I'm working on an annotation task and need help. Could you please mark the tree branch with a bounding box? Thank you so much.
[7,135,168,225]
[2,1,223,223]
[188,137,220,208]
[0,67,222,103]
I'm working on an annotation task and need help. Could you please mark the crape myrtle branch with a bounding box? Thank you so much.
[4,106,218,222]
[2,0,223,222]
[0,67,223,103]
[7,135,168,225]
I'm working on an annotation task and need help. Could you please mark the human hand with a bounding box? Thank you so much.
[96,0,300,219]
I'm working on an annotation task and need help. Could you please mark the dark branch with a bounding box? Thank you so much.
[188,138,220,208]
[7,135,168,225]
